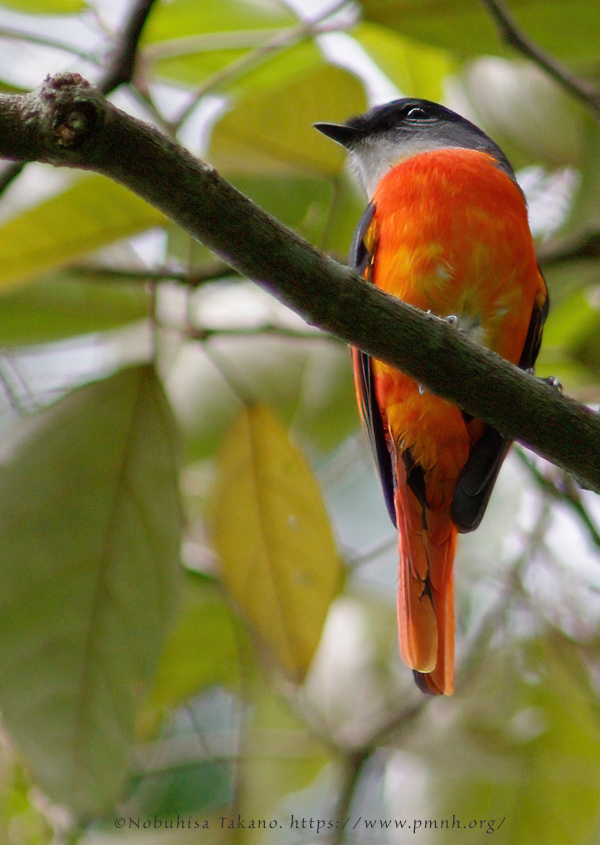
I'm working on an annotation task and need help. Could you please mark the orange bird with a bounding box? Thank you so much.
[315,99,548,695]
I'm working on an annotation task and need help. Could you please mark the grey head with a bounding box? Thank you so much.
[314,98,516,198]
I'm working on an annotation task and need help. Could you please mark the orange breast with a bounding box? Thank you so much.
[370,148,545,507]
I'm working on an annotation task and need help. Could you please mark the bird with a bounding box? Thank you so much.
[314,98,548,695]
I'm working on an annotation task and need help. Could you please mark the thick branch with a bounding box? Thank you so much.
[1,74,600,491]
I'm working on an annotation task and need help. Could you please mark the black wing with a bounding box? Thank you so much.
[451,270,549,533]
[350,202,398,527]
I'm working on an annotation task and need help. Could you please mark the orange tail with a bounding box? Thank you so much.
[395,474,457,695]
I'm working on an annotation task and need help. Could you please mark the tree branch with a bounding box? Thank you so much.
[1,74,600,492]
[97,0,159,95]
[537,230,600,266]
[480,0,600,120]
[0,0,158,195]
[515,448,600,548]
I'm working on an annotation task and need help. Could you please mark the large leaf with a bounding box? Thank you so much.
[0,271,149,346]
[412,635,600,843]
[144,0,295,43]
[168,332,358,463]
[226,174,334,243]
[533,280,600,390]
[144,0,296,88]
[0,0,85,11]
[209,404,341,679]
[353,21,456,102]
[236,685,330,845]
[0,175,165,290]
[558,120,600,240]
[0,365,182,815]
[209,55,367,178]
[142,572,250,735]
[360,0,600,59]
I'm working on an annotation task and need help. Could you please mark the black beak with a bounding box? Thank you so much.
[313,122,363,149]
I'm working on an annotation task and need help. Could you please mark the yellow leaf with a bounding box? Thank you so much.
[209,404,340,679]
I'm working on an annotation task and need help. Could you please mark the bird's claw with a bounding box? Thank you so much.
[542,375,562,392]
[442,314,471,336]
[524,369,562,392]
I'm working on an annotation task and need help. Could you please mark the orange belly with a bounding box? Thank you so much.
[370,148,546,505]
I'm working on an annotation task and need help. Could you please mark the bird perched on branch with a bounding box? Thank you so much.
[315,99,548,694]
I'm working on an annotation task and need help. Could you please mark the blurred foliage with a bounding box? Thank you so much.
[0,0,600,842]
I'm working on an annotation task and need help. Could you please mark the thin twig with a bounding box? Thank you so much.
[0,26,100,64]
[344,535,396,569]
[97,0,159,95]
[480,0,600,120]
[516,447,600,548]
[172,0,355,128]
[144,27,285,60]
[66,258,237,286]
[329,750,369,845]
[186,323,325,342]
[537,230,600,267]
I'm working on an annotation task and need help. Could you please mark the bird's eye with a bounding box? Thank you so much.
[406,107,427,119]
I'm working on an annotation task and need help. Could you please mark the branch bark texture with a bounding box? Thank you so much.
[1,74,599,491]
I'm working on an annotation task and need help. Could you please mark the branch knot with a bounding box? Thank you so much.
[40,73,100,150]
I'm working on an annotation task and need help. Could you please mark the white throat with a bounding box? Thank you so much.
[348,135,469,199]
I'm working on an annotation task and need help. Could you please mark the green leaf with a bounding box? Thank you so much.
[535,263,600,388]
[209,35,325,101]
[0,365,182,816]
[219,172,366,257]
[132,689,236,820]
[0,175,165,290]
[319,171,370,257]
[151,45,250,88]
[289,339,359,450]
[0,748,53,845]
[418,635,600,843]
[353,21,456,101]
[170,332,358,463]
[237,685,330,834]
[142,572,250,734]
[209,56,367,178]
[0,79,28,94]
[0,0,85,11]
[226,175,334,243]
[0,271,149,346]
[144,0,295,43]
[143,0,297,88]
[360,0,600,59]
[541,287,597,348]
[209,404,341,679]
[558,119,600,240]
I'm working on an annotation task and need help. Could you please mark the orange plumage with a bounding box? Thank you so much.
[354,148,547,694]
[315,99,548,694]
